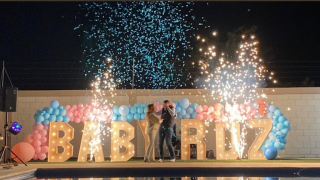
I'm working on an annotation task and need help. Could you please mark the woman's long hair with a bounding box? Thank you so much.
[146,104,155,117]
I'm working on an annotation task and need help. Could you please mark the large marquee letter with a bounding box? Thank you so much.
[181,119,206,160]
[111,122,135,161]
[48,122,74,162]
[215,122,239,160]
[138,120,155,160]
[78,121,104,162]
[248,119,272,160]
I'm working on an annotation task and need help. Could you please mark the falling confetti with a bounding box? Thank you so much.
[75,1,203,89]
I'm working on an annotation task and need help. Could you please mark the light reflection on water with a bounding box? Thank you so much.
[33,177,320,180]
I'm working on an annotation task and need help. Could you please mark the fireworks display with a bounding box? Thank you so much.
[196,32,276,158]
[75,1,206,89]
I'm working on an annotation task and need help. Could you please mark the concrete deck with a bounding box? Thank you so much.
[1,161,320,180]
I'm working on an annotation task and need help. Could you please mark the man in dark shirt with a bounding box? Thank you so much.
[156,100,176,162]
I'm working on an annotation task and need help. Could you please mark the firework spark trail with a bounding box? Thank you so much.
[197,33,275,158]
[75,1,206,89]
[87,58,116,161]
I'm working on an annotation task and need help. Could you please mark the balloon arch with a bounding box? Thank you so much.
[14,98,290,162]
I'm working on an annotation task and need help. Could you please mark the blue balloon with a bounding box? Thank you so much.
[58,105,64,110]
[130,107,137,114]
[44,113,50,120]
[47,108,53,114]
[63,117,70,123]
[144,107,147,113]
[191,103,198,109]
[191,112,197,119]
[274,142,281,149]
[186,107,194,114]
[110,114,117,121]
[119,105,129,116]
[140,113,146,120]
[268,132,275,138]
[56,115,63,122]
[274,109,282,117]
[127,114,134,121]
[253,102,259,109]
[279,143,285,150]
[260,145,265,151]
[277,123,285,130]
[50,100,60,109]
[175,106,181,113]
[137,107,144,114]
[264,146,278,160]
[37,115,44,122]
[127,118,133,123]
[43,107,49,112]
[33,114,38,120]
[140,103,147,108]
[280,138,287,144]
[49,115,56,122]
[53,109,60,116]
[268,105,277,112]
[179,98,190,109]
[60,109,67,116]
[264,178,279,180]
[117,116,122,121]
[134,114,141,120]
[120,115,127,121]
[43,120,50,125]
[177,114,183,119]
[180,109,186,116]
[267,112,274,119]
[36,110,43,116]
[281,128,289,135]
[272,120,278,126]
[278,116,285,123]
[113,106,120,115]
[183,114,190,119]
[254,114,261,119]
[134,103,140,108]
[283,120,290,127]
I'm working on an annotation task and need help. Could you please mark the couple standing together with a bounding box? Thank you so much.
[144,100,176,162]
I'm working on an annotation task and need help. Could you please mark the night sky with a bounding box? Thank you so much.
[0,2,319,90]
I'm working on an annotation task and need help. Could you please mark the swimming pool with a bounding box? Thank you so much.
[33,167,320,179]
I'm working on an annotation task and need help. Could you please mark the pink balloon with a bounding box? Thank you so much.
[103,104,110,110]
[64,105,71,111]
[196,114,204,120]
[41,146,49,154]
[39,130,47,137]
[74,118,81,123]
[32,124,37,131]
[203,114,208,121]
[40,136,47,143]
[195,106,203,113]
[78,103,84,108]
[71,104,77,109]
[24,134,34,144]
[171,102,176,108]
[66,111,73,118]
[78,107,84,114]
[202,105,208,112]
[33,130,39,134]
[208,106,214,113]
[38,153,46,161]
[33,154,39,160]
[73,110,79,117]
[36,124,44,131]
[43,125,49,131]
[33,140,41,147]
[81,116,87,122]
[33,134,41,140]
[34,146,41,154]
[70,117,75,122]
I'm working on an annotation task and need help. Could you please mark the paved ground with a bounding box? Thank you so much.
[1,161,320,180]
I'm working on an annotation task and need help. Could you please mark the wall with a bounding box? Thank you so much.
[5,88,320,159]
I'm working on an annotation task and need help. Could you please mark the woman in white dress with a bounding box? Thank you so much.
[144,104,162,162]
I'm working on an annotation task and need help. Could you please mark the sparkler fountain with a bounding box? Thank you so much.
[197,32,275,159]
[87,58,116,161]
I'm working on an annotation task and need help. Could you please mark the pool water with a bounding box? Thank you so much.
[30,177,320,180]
